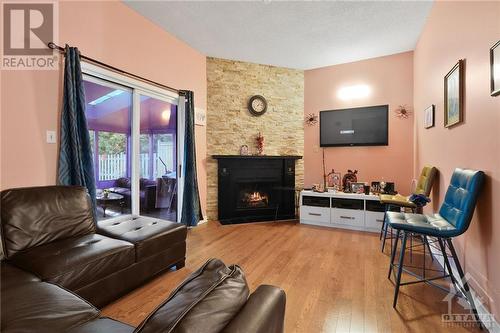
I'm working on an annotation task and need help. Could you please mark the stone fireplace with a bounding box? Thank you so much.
[213,155,301,224]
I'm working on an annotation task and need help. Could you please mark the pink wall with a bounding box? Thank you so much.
[0,1,208,215]
[414,1,500,318]
[304,52,414,194]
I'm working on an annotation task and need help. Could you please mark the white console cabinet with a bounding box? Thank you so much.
[299,190,387,233]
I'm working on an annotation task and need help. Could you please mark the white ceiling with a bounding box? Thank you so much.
[124,1,433,70]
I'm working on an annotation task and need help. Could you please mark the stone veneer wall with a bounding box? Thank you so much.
[206,57,304,221]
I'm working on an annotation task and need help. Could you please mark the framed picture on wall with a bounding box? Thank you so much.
[491,40,500,97]
[444,59,464,127]
[424,105,435,129]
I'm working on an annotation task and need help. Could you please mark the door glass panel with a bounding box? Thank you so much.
[139,95,178,221]
[83,78,132,221]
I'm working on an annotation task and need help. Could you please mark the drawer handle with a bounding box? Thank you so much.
[376,219,384,223]
[308,213,322,216]
[340,216,354,220]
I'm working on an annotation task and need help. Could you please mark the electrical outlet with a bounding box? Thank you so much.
[46,130,56,144]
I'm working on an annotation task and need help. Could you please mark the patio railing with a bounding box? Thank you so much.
[99,153,127,181]
[98,150,173,181]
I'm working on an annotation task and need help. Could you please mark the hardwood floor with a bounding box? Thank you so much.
[102,221,480,332]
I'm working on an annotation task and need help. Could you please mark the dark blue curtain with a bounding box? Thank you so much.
[180,90,203,227]
[58,45,96,208]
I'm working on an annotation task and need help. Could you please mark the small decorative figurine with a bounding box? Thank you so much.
[342,170,358,192]
[256,132,264,155]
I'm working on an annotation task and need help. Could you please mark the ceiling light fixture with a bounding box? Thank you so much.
[161,109,171,123]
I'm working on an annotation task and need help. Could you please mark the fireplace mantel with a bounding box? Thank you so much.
[212,155,302,160]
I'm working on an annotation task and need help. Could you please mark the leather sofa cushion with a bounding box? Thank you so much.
[1,186,95,258]
[97,218,187,261]
[135,258,249,333]
[1,260,40,289]
[10,234,135,291]
[221,285,286,333]
[1,263,100,333]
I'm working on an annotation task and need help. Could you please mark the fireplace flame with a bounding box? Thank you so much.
[249,191,263,202]
[242,190,269,208]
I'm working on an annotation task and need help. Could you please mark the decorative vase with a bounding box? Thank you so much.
[256,132,264,155]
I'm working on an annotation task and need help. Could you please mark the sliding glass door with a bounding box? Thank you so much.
[82,67,180,223]
[139,93,178,221]
[83,76,132,220]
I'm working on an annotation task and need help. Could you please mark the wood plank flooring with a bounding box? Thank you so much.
[102,221,480,333]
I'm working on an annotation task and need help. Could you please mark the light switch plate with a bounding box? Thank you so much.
[46,130,56,144]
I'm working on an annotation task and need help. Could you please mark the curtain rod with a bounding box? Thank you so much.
[48,42,181,95]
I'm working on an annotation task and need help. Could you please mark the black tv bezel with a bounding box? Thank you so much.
[319,104,389,147]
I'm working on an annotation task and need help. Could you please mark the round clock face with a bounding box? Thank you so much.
[248,95,267,116]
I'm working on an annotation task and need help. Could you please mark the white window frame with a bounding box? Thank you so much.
[82,62,184,222]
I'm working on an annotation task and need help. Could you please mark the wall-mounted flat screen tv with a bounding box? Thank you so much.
[320,105,388,147]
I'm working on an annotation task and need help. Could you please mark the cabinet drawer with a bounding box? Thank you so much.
[365,200,385,212]
[302,195,330,207]
[366,200,400,212]
[300,206,330,223]
[331,198,364,210]
[365,211,385,230]
[332,208,364,226]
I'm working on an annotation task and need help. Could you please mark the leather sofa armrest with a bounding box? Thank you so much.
[222,285,286,333]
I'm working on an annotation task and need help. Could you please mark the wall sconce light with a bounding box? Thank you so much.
[337,84,371,100]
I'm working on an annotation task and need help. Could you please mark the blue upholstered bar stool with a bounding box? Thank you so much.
[386,168,484,324]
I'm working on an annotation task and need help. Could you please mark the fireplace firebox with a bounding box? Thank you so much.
[213,155,302,224]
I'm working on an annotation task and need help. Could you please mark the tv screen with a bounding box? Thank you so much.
[320,105,388,147]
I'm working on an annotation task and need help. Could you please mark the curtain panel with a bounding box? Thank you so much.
[180,90,203,227]
[57,46,96,209]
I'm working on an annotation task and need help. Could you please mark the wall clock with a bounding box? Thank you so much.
[248,95,267,116]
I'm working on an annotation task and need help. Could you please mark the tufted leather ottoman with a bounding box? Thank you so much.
[97,218,187,263]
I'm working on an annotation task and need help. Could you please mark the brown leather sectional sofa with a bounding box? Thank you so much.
[1,186,286,332]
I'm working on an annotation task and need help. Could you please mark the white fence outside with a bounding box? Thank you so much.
[98,142,174,181]
[99,153,127,181]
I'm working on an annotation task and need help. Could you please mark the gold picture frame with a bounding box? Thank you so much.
[444,59,464,128]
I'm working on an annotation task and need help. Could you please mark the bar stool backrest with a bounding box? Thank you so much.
[414,165,438,196]
[439,168,485,235]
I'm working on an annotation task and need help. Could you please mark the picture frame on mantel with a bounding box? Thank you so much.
[444,59,464,128]
[424,105,435,129]
[491,40,500,97]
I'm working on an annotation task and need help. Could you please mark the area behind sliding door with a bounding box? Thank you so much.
[138,93,178,221]
[82,64,181,223]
